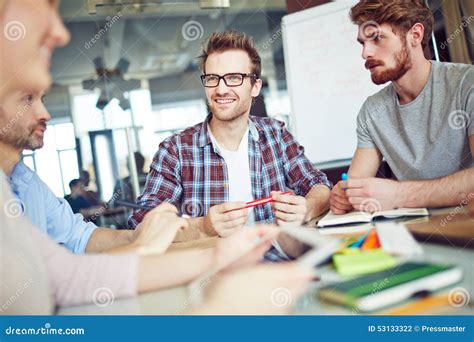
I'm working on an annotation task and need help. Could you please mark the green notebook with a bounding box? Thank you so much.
[319,262,463,312]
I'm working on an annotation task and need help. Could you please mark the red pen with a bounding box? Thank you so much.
[224,192,292,213]
[243,191,292,209]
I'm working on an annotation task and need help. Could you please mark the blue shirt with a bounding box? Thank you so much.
[9,161,97,253]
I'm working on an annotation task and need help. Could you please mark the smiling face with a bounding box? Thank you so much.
[204,49,262,123]
[0,0,70,94]
[0,88,50,151]
[358,23,412,85]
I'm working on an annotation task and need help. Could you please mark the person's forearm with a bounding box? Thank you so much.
[85,228,136,253]
[173,217,215,242]
[137,248,215,293]
[348,148,383,178]
[398,168,474,208]
[305,185,331,222]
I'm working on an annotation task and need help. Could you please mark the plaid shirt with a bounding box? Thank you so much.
[128,115,331,260]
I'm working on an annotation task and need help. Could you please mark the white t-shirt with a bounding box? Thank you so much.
[209,126,255,225]
[208,125,290,259]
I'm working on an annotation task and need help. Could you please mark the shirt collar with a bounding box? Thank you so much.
[248,116,260,141]
[198,114,260,149]
[198,114,213,148]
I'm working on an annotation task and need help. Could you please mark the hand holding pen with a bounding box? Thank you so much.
[270,191,307,225]
[329,172,353,215]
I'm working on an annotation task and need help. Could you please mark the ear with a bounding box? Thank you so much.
[409,23,425,47]
[251,78,262,98]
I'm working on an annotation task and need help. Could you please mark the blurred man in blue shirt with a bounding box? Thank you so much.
[10,161,98,253]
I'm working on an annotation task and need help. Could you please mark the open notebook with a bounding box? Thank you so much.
[317,208,429,227]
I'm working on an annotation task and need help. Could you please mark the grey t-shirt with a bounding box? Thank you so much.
[357,61,474,181]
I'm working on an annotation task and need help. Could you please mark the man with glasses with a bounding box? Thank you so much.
[129,30,331,260]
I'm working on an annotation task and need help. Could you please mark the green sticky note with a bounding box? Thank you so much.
[333,250,396,277]
[338,248,362,255]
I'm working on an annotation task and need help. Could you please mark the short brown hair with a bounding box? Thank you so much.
[350,0,434,48]
[198,30,261,79]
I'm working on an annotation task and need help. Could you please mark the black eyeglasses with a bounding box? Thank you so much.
[200,73,257,88]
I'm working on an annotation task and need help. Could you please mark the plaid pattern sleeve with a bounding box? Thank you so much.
[128,138,183,228]
[264,246,293,262]
[276,120,333,194]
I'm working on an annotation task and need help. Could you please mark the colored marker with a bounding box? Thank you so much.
[349,234,368,248]
[361,230,381,250]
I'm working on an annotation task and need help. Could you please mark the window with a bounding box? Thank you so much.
[152,100,207,145]
[70,89,207,191]
[23,122,80,197]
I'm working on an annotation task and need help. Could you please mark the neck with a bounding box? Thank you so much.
[209,112,249,151]
[0,142,22,176]
[392,57,432,105]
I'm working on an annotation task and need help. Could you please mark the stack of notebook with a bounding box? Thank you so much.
[318,262,463,312]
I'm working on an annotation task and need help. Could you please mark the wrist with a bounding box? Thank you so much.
[394,181,408,208]
[304,198,315,222]
[305,196,327,222]
[200,216,217,237]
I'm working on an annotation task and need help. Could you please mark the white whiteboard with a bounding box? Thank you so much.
[282,0,382,163]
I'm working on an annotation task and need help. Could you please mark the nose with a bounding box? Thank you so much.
[215,77,230,95]
[49,10,71,48]
[38,102,51,122]
[362,42,374,60]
